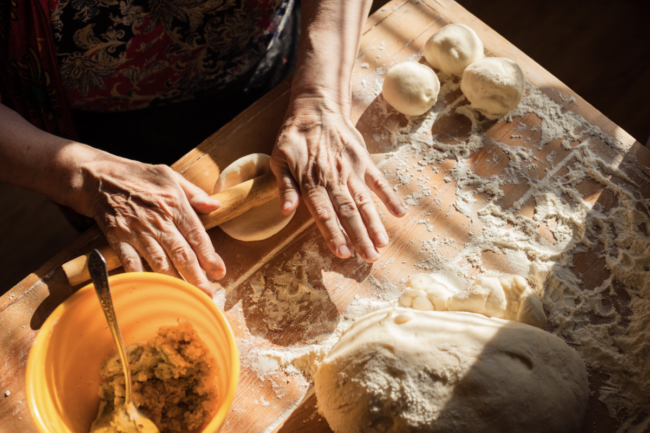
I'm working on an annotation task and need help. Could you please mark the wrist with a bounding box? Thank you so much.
[53,143,124,217]
[287,82,354,123]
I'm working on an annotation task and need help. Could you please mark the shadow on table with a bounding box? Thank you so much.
[275,76,649,431]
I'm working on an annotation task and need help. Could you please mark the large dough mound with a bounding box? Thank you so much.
[424,24,485,76]
[460,57,525,114]
[382,62,440,116]
[315,308,588,433]
[213,153,295,241]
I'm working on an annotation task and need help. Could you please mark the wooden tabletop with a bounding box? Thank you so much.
[1,0,647,432]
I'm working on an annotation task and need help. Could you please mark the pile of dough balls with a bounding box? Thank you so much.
[398,273,547,328]
[315,307,589,433]
[382,23,525,116]
[425,23,524,114]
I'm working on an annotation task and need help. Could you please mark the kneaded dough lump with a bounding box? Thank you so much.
[90,321,217,433]
[213,153,295,241]
[315,308,589,433]
[399,273,547,328]
[461,57,525,114]
[382,62,440,116]
[424,24,485,76]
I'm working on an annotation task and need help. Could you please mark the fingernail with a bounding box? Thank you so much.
[377,233,388,245]
[282,200,292,212]
[337,245,351,258]
[212,199,222,207]
[396,205,407,216]
[364,247,380,261]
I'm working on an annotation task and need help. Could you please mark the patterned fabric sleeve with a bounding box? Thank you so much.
[0,0,77,139]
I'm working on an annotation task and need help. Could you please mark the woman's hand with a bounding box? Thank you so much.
[271,94,407,262]
[0,104,224,295]
[78,157,226,295]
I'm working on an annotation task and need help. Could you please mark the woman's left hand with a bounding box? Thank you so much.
[271,94,407,263]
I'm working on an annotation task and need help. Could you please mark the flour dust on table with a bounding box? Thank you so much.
[212,45,650,433]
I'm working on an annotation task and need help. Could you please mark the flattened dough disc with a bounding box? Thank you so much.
[213,153,296,242]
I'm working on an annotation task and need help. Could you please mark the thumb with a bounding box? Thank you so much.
[271,163,301,215]
[175,173,221,213]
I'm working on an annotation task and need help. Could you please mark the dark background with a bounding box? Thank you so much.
[456,0,650,144]
[2,0,650,295]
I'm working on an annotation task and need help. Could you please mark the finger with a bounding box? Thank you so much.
[329,186,379,263]
[114,241,144,273]
[174,172,221,213]
[349,179,389,248]
[304,185,351,259]
[365,165,407,217]
[133,235,181,279]
[173,207,226,281]
[159,226,215,295]
[271,163,301,215]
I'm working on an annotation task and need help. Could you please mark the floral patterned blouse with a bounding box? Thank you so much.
[50,0,294,112]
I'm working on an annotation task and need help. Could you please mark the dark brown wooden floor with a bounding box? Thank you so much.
[1,0,649,295]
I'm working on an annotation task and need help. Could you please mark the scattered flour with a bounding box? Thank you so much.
[217,69,649,432]
[374,79,650,431]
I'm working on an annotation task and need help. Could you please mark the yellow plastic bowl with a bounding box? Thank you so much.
[26,272,239,433]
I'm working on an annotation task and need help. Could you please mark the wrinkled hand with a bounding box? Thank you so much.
[271,96,407,262]
[80,159,225,295]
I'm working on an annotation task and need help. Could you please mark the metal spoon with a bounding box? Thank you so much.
[88,249,160,433]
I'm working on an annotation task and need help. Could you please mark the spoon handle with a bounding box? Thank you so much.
[88,249,134,406]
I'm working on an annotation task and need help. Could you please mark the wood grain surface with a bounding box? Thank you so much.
[1,1,647,432]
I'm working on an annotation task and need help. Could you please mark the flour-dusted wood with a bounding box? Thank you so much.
[1,1,648,432]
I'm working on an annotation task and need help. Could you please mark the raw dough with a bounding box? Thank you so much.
[213,153,295,242]
[382,62,440,116]
[399,273,547,328]
[424,24,485,76]
[90,321,217,433]
[460,57,525,114]
[315,307,589,433]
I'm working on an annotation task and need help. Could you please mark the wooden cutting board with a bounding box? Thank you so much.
[1,1,648,432]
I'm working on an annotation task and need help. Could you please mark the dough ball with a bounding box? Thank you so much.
[315,308,588,433]
[460,57,525,114]
[213,153,295,242]
[398,287,427,308]
[424,24,485,76]
[406,273,437,291]
[412,296,434,311]
[423,282,452,310]
[447,284,490,313]
[471,275,547,328]
[382,62,440,116]
[406,273,452,310]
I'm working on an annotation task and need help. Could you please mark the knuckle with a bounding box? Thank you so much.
[313,204,335,221]
[353,190,373,207]
[184,225,206,246]
[328,232,347,246]
[122,255,141,270]
[306,189,335,221]
[371,175,391,192]
[170,245,194,268]
[148,250,169,271]
[337,199,358,219]
[153,164,173,176]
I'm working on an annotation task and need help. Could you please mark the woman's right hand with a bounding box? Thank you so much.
[74,156,226,295]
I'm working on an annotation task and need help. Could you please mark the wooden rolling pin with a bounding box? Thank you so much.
[62,171,279,286]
